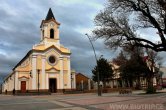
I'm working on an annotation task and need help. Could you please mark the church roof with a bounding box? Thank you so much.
[76,73,90,79]
[45,8,55,21]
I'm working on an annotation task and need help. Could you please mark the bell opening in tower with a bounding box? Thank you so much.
[50,29,54,39]
[42,30,44,39]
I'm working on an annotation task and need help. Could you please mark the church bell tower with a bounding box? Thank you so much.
[40,8,60,44]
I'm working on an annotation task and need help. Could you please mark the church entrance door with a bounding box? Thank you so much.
[21,81,26,93]
[49,78,57,93]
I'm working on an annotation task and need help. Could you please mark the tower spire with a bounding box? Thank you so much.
[45,8,55,20]
[40,8,60,42]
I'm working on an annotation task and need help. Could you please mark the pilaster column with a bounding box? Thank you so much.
[59,57,64,89]
[15,71,18,90]
[45,25,48,37]
[41,55,46,89]
[46,73,49,89]
[67,57,71,89]
[32,55,37,89]
[40,29,43,40]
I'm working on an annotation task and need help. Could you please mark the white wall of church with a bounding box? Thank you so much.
[2,73,14,93]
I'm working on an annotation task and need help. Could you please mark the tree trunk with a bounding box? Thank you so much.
[147,76,153,88]
[146,74,156,94]
[135,77,141,89]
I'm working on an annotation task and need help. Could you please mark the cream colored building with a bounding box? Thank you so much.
[2,8,76,94]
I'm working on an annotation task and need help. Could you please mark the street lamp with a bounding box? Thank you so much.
[85,33,101,96]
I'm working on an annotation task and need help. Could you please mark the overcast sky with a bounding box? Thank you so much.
[0,0,121,78]
[0,0,166,79]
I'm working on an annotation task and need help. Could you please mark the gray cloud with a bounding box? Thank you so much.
[1,0,165,82]
[0,0,112,79]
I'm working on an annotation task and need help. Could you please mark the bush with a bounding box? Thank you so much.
[146,86,156,94]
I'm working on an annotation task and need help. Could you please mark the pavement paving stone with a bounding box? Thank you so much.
[0,102,63,110]
[48,100,73,107]
[61,96,139,105]
[0,91,166,110]
[92,95,166,110]
[47,107,88,110]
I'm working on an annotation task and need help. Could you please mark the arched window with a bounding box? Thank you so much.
[50,29,54,39]
[42,30,44,39]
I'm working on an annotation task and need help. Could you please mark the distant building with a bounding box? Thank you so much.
[2,8,76,94]
[109,56,160,89]
[160,67,166,78]
[109,62,121,88]
[75,73,91,90]
[160,67,166,87]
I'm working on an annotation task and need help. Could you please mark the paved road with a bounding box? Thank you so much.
[0,90,166,110]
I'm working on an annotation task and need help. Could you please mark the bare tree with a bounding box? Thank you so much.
[112,46,162,92]
[93,0,166,52]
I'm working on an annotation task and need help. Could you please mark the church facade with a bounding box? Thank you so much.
[2,8,76,94]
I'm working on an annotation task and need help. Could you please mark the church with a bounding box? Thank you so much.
[2,8,76,94]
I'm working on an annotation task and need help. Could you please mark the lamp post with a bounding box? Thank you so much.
[37,69,40,95]
[85,34,101,96]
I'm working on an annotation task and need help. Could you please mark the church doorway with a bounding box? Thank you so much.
[49,78,57,93]
[21,81,26,93]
